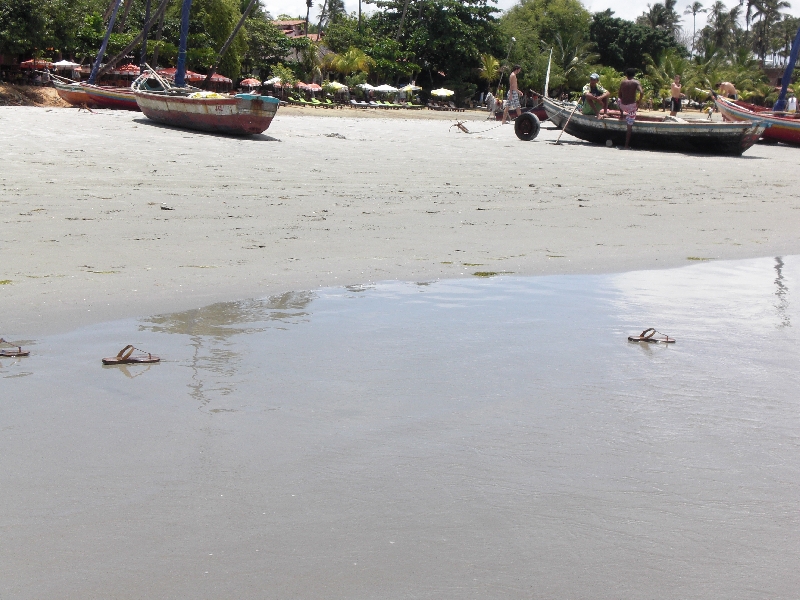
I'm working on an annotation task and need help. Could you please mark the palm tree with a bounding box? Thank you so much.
[478,54,500,90]
[752,0,791,60]
[333,47,374,76]
[685,2,707,56]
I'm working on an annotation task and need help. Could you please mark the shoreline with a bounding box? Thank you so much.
[2,106,799,336]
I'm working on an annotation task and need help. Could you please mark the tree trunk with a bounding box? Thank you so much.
[317,0,328,36]
[395,0,411,41]
[152,8,166,67]
[116,0,136,32]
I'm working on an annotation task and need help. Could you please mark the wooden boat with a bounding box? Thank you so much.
[715,94,800,146]
[82,84,140,111]
[53,80,94,107]
[543,96,767,155]
[133,75,279,135]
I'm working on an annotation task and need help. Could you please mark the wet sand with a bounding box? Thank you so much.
[2,106,800,335]
[1,257,798,598]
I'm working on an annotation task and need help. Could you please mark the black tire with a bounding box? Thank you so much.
[514,112,541,141]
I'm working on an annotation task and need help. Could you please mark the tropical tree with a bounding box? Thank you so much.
[684,2,707,56]
[478,53,500,88]
[637,0,683,36]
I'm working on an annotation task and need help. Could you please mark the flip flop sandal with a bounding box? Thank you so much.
[0,338,30,357]
[628,328,675,343]
[102,345,160,365]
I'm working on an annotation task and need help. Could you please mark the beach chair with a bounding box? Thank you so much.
[448,101,465,112]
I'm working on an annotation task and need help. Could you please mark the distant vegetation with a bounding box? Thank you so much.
[0,0,797,104]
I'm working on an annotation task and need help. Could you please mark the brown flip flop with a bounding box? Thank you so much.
[0,338,30,357]
[102,345,160,365]
[628,328,675,343]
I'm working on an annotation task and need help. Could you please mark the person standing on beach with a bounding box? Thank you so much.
[618,68,644,149]
[670,74,685,117]
[502,65,522,124]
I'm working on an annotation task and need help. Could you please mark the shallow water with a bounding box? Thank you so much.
[1,257,798,598]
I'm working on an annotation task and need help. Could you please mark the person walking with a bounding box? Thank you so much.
[501,65,522,124]
[618,68,644,149]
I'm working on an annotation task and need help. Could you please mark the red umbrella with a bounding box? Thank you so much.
[20,59,53,69]
[157,67,205,82]
[113,63,140,74]
[240,78,260,86]
[306,83,322,91]
[209,73,232,83]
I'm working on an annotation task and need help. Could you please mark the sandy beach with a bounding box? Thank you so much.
[2,105,800,334]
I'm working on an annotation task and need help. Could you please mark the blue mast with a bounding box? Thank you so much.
[773,25,800,111]
[175,0,194,87]
[88,0,123,85]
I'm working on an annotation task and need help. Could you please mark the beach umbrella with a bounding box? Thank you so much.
[158,67,204,82]
[52,59,80,69]
[306,83,322,92]
[240,78,260,86]
[373,84,398,93]
[112,63,140,75]
[326,81,347,90]
[431,88,454,97]
[20,59,53,69]
[400,84,422,92]
[356,83,375,90]
[263,76,281,85]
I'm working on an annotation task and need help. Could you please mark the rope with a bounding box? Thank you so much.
[449,120,506,135]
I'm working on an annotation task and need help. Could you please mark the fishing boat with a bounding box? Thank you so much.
[542,96,767,155]
[133,76,279,135]
[53,80,94,107]
[131,0,279,135]
[715,94,800,146]
[82,84,140,111]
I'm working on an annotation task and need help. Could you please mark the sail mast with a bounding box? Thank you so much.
[175,0,193,87]
[88,0,123,84]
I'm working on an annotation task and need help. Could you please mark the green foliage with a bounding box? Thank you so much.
[590,9,684,72]
[500,0,593,94]
[270,62,297,85]
[242,3,292,76]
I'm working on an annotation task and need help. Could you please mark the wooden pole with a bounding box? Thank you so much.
[554,104,579,145]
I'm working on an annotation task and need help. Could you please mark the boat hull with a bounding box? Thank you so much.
[715,96,800,146]
[134,91,279,135]
[544,97,766,155]
[53,81,94,107]
[83,85,140,111]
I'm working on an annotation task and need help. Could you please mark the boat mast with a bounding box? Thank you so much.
[175,0,193,87]
[774,25,800,111]
[139,0,153,74]
[88,0,123,84]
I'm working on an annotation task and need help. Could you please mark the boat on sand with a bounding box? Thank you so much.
[82,84,139,111]
[541,96,767,155]
[714,94,800,146]
[53,80,93,107]
[133,72,279,135]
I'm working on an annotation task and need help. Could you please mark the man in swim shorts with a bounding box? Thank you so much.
[670,74,685,116]
[502,65,522,124]
[618,68,644,149]
[715,81,738,100]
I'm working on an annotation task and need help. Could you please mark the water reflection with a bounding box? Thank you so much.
[140,291,314,337]
[774,256,790,328]
[139,291,314,408]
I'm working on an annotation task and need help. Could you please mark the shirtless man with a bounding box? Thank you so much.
[502,65,522,124]
[716,81,738,100]
[618,68,644,149]
[670,74,685,117]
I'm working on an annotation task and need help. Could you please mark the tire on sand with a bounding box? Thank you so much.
[514,112,541,141]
